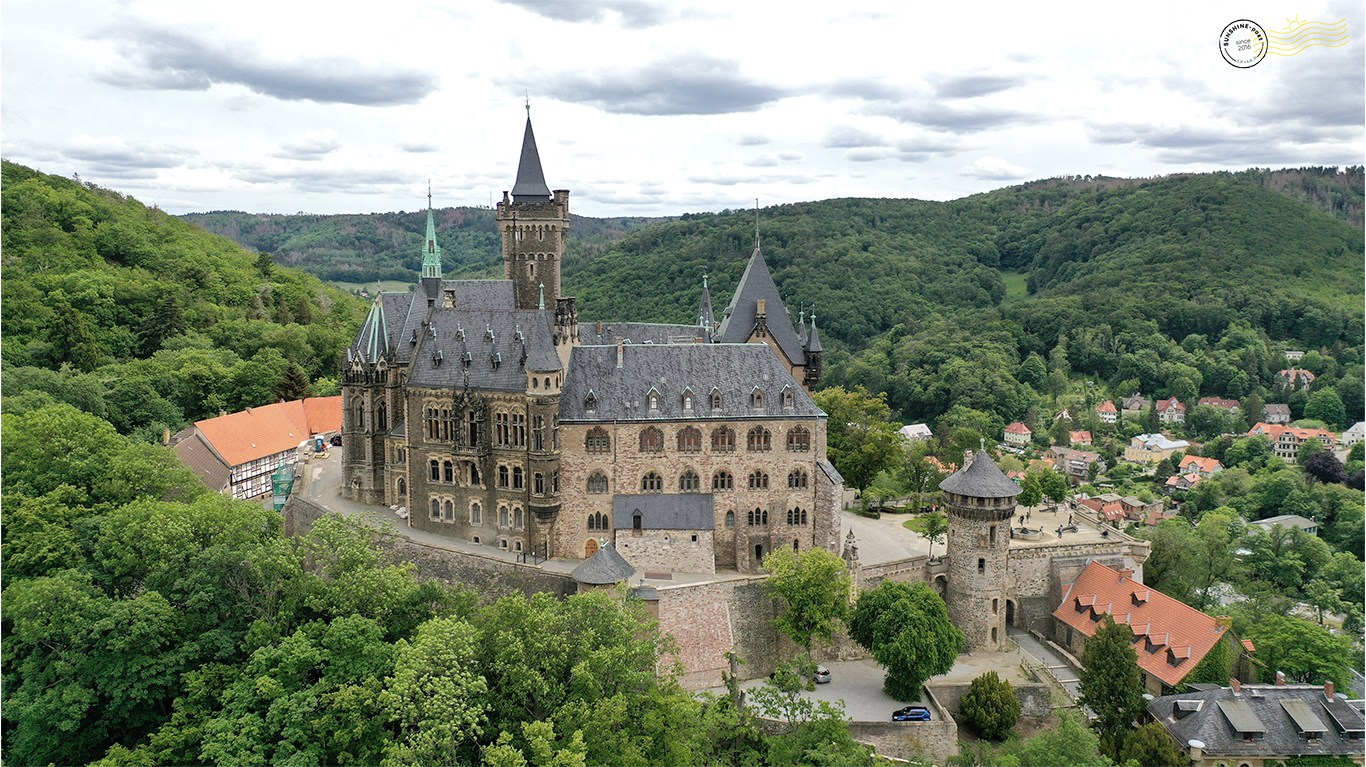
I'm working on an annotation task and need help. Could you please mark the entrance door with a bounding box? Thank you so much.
[585,539,599,558]
[754,544,764,564]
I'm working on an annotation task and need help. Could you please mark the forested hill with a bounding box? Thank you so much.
[1,160,368,440]
[182,207,671,284]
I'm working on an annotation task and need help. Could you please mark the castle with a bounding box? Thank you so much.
[340,113,840,574]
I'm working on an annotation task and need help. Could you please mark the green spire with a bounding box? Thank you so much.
[539,283,546,311]
[421,183,442,280]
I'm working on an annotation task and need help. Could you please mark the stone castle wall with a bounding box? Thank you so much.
[615,528,716,574]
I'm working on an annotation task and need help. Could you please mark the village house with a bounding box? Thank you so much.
[1250,514,1318,536]
[1124,433,1190,464]
[1053,561,1250,695]
[1045,445,1102,481]
[1179,454,1224,477]
[1164,473,1202,493]
[1096,400,1118,423]
[1122,394,1150,418]
[1156,398,1186,424]
[1120,494,1165,520]
[1197,396,1241,414]
[1342,421,1364,448]
[1003,421,1032,448]
[899,423,933,443]
[1069,430,1093,446]
[1262,403,1292,424]
[1283,349,1306,361]
[1276,368,1316,388]
[1246,423,1338,464]
[174,397,342,499]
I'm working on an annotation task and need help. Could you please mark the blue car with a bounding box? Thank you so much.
[892,706,931,722]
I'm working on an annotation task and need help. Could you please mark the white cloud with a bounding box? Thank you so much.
[959,156,1028,180]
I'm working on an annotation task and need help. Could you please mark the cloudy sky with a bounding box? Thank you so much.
[3,0,1361,217]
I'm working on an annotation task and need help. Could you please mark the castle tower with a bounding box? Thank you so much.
[497,107,569,311]
[939,449,1019,652]
[341,297,399,505]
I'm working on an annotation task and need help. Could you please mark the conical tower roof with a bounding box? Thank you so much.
[806,314,822,353]
[698,274,715,335]
[421,188,442,279]
[570,542,636,585]
[939,449,1020,498]
[525,289,562,373]
[715,245,805,365]
[511,112,552,202]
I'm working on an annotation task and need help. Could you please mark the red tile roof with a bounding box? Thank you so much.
[1005,421,1032,435]
[1053,561,1229,687]
[193,397,340,468]
[1097,400,1117,413]
[1198,397,1240,410]
[1070,430,1093,444]
[1247,423,1337,446]
[1180,455,1222,473]
[302,396,343,433]
[1156,398,1186,412]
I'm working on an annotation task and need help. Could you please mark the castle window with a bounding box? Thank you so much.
[711,390,723,410]
[533,415,544,450]
[588,472,609,494]
[639,427,664,453]
[788,469,808,489]
[682,390,694,411]
[585,392,597,412]
[534,472,545,495]
[788,507,806,525]
[377,403,387,431]
[552,470,559,493]
[641,472,663,492]
[711,426,736,452]
[747,509,754,526]
[712,471,734,491]
[467,411,480,445]
[787,427,810,452]
[648,390,660,411]
[585,427,611,453]
[783,388,794,408]
[989,525,997,545]
[992,598,999,614]
[430,498,440,520]
[471,502,481,525]
[633,512,642,530]
[751,389,764,408]
[443,501,453,522]
[512,467,524,489]
[678,426,702,452]
[679,470,700,492]
[430,460,440,481]
[498,465,510,488]
[748,471,769,490]
[443,461,454,483]
[470,464,481,486]
[426,408,439,439]
[511,412,526,447]
[499,506,509,528]
[726,510,735,527]
[514,507,523,529]
[515,539,523,552]
[978,558,986,574]
[439,409,452,440]
[588,511,609,531]
[495,412,510,446]
[397,477,406,497]
[747,427,771,452]
[499,539,508,549]
[352,398,364,430]
[793,540,799,551]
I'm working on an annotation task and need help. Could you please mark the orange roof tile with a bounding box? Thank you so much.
[1052,561,1229,687]
[1005,421,1032,434]
[1097,401,1117,413]
[1070,430,1093,443]
[302,396,343,434]
[194,402,314,468]
[1180,455,1222,472]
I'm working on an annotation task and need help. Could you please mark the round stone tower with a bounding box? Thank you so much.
[938,449,1019,652]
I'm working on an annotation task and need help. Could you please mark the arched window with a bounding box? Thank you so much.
[587,472,609,494]
[589,511,609,531]
[377,402,387,431]
[751,389,764,408]
[534,472,545,495]
[467,410,480,445]
[586,427,611,453]
[711,426,735,452]
[512,466,524,489]
[677,426,701,452]
[711,390,723,409]
[748,471,769,490]
[788,469,808,489]
[648,391,660,411]
[801,508,808,524]
[444,500,453,521]
[470,502,481,525]
[514,508,523,529]
[352,398,364,430]
[725,510,735,527]
[426,407,439,439]
[499,506,509,528]
[682,390,694,411]
[430,498,440,519]
[793,539,799,551]
[747,509,755,526]
[510,412,526,446]
[443,461,454,483]
[787,508,794,525]
[430,460,440,481]
[495,412,510,446]
[397,477,406,497]
[498,465,510,488]
[712,471,734,491]
[746,427,771,452]
[639,427,664,452]
[470,464,481,486]
[679,470,700,492]
[787,427,810,452]
[641,472,663,492]
[762,508,769,525]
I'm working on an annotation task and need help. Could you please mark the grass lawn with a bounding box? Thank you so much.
[903,516,929,533]
[1000,271,1031,305]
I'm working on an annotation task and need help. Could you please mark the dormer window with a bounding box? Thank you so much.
[461,351,472,368]
[455,327,465,340]
[782,387,794,408]
[682,389,694,411]
[751,388,764,408]
[711,389,723,410]
[485,327,495,342]
[432,350,443,366]
[410,329,418,345]
[514,328,524,342]
[648,389,660,411]
[491,352,501,369]
[585,392,597,413]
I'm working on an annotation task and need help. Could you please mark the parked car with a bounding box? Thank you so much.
[814,665,831,684]
[892,706,931,722]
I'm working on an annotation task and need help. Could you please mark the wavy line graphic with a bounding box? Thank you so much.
[1266,18,1349,55]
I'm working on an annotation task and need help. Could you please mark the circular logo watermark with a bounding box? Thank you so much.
[1220,19,1268,67]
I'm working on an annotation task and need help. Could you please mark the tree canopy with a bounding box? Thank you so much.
[848,581,963,701]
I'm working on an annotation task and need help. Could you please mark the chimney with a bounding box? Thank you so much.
[1325,681,1335,701]
[220,409,227,417]
[162,428,171,446]
[1230,678,1241,694]
[1275,671,1285,686]
[1187,740,1204,761]
[616,340,624,368]
[963,450,973,470]
[756,299,766,317]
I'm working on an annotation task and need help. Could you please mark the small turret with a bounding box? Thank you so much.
[420,185,443,304]
[802,313,822,391]
[698,274,715,338]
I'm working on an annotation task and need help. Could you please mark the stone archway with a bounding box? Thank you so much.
[933,574,947,596]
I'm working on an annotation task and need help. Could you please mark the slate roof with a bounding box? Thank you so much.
[939,450,1021,498]
[523,308,562,373]
[805,319,822,353]
[714,246,806,367]
[570,542,636,584]
[1053,561,1227,688]
[1147,684,1363,761]
[818,460,844,487]
[613,493,716,530]
[559,343,824,422]
[511,115,552,201]
[174,432,231,492]
[579,320,706,346]
[352,292,418,363]
[443,280,517,309]
[406,308,553,391]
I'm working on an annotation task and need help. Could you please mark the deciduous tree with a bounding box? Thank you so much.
[1077,616,1145,760]
[762,548,852,655]
[813,386,905,493]
[848,581,962,701]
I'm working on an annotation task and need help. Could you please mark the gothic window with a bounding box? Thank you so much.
[725,510,735,527]
[499,506,509,528]
[633,512,642,530]
[397,477,406,497]
[787,427,810,452]
[648,390,660,411]
[679,470,700,492]
[446,409,457,441]
[511,413,526,446]
[711,390,723,410]
[747,427,771,452]
[377,402,387,431]
[587,472,609,494]
[498,465,510,488]
[470,464,481,486]
[747,509,754,526]
[588,511,609,531]
[426,407,440,439]
[444,500,453,521]
[748,471,769,490]
[470,502,481,525]
[641,472,663,492]
[512,466,524,489]
[467,411,481,445]
[678,426,702,452]
[787,508,794,525]
[751,389,764,409]
[639,427,664,452]
[747,508,767,526]
[782,388,794,408]
[711,426,736,452]
[495,412,510,446]
[682,389,694,411]
[430,498,440,519]
[443,461,454,483]
[787,507,808,525]
[430,460,440,481]
[533,415,545,450]
[586,427,610,453]
[788,469,808,489]
[712,471,734,491]
[352,398,364,431]
[514,507,524,529]
[534,472,545,495]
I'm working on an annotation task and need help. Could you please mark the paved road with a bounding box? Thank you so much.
[1008,627,1081,702]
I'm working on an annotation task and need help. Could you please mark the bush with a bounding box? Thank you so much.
[958,671,1021,740]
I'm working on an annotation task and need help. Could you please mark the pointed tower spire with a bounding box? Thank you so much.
[797,305,808,346]
[421,183,442,280]
[512,103,552,202]
[539,282,546,311]
[806,312,822,353]
[698,273,715,337]
[754,198,761,251]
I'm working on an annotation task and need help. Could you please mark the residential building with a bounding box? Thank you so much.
[1053,561,1247,695]
[1003,421,1032,447]
[1262,403,1292,424]
[899,423,933,443]
[1342,421,1364,448]
[174,397,342,500]
[1124,433,1191,464]
[1069,430,1093,446]
[1122,394,1150,418]
[1096,400,1118,423]
[1179,455,1224,477]
[1197,397,1241,414]
[1156,398,1187,424]
[1283,349,1305,361]
[1246,423,1337,463]
[1121,495,1165,520]
[1145,681,1365,767]
[1249,514,1318,536]
[1054,408,1073,422]
[1045,446,1101,481]
[1164,473,1202,493]
[1277,368,1316,388]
